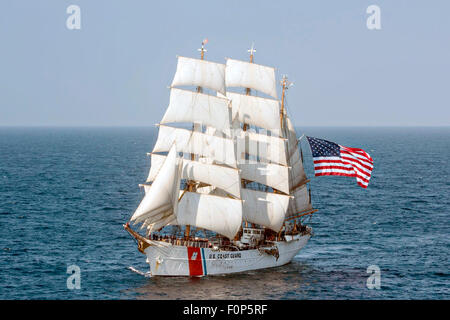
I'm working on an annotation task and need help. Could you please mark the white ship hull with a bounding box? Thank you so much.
[144,233,311,276]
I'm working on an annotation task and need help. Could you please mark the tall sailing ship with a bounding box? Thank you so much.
[124,42,317,276]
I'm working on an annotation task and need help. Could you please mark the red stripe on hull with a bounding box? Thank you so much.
[187,247,203,276]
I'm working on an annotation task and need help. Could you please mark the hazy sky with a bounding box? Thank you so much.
[1,0,449,127]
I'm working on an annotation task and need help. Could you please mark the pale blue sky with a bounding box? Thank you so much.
[1,0,449,126]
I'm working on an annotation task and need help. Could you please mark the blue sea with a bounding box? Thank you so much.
[0,127,448,299]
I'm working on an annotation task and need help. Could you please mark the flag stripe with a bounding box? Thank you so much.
[316,169,370,184]
[314,162,353,170]
[315,166,355,173]
[341,150,373,165]
[340,155,373,168]
[314,158,372,175]
[341,146,373,161]
[343,160,372,175]
[341,156,373,171]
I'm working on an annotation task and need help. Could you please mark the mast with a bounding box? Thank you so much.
[242,43,256,228]
[224,52,292,233]
[185,39,208,239]
[280,75,292,130]
[245,43,256,96]
[242,44,255,175]
[242,43,255,132]
[279,75,317,224]
[196,39,207,93]
[132,43,243,240]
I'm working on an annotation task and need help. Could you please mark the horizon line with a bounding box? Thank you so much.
[0,125,449,129]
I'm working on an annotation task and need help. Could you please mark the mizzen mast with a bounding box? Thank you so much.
[280,76,318,226]
[280,75,292,130]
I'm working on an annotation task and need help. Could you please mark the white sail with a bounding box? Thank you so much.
[285,115,298,151]
[226,92,281,137]
[204,125,217,137]
[171,56,226,94]
[153,125,237,167]
[281,114,307,189]
[145,215,177,233]
[225,58,278,99]
[241,189,290,232]
[289,144,301,165]
[146,154,165,183]
[161,88,231,134]
[131,53,315,242]
[147,154,241,198]
[131,145,181,224]
[195,185,216,195]
[238,162,289,194]
[236,130,287,166]
[176,192,243,239]
[287,184,312,216]
[289,148,307,189]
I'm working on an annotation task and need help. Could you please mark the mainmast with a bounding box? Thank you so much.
[185,39,208,239]
[243,43,255,129]
[242,43,256,228]
[245,43,256,96]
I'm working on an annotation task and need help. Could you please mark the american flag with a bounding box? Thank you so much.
[306,136,373,188]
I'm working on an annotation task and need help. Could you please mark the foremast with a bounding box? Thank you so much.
[128,40,243,241]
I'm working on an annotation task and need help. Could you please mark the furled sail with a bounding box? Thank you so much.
[147,154,241,198]
[153,125,237,168]
[225,58,278,99]
[171,56,226,95]
[241,189,290,232]
[161,88,231,134]
[226,92,281,137]
[131,145,181,225]
[176,192,243,239]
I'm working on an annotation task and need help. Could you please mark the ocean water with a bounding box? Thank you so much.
[0,127,448,300]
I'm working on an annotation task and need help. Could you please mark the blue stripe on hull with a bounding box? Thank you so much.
[201,248,207,275]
